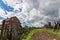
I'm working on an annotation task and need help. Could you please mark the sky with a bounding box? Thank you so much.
[0,0,60,27]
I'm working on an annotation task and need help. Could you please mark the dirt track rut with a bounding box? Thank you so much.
[31,31,60,40]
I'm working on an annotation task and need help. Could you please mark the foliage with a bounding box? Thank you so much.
[21,28,60,40]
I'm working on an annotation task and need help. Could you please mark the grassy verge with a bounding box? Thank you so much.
[21,28,60,40]
[21,29,41,40]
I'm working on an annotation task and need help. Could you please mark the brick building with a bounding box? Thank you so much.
[0,16,22,40]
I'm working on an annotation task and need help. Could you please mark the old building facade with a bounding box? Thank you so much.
[0,16,22,40]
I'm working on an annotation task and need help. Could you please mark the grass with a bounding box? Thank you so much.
[21,28,60,40]
[45,28,60,37]
[21,29,41,40]
[0,28,60,40]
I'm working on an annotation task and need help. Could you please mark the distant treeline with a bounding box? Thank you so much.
[44,20,60,30]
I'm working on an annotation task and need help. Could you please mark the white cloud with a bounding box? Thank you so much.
[0,0,60,27]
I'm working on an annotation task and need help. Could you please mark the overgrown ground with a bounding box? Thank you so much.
[21,28,60,40]
[0,28,60,40]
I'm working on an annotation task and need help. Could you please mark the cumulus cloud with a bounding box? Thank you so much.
[0,0,60,27]
[21,0,60,27]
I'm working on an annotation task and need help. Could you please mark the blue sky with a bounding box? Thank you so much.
[0,0,14,20]
[0,16,4,20]
[0,0,60,27]
[0,0,14,12]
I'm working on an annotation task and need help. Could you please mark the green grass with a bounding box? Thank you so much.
[0,29,60,40]
[21,28,60,40]
[21,29,41,40]
[45,28,60,37]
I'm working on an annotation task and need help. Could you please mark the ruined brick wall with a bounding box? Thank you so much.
[0,16,22,40]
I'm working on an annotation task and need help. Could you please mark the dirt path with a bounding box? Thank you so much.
[31,31,60,40]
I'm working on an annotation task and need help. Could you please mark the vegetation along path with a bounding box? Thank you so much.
[21,28,60,40]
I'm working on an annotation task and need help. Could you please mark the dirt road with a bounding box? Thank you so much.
[31,31,60,40]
